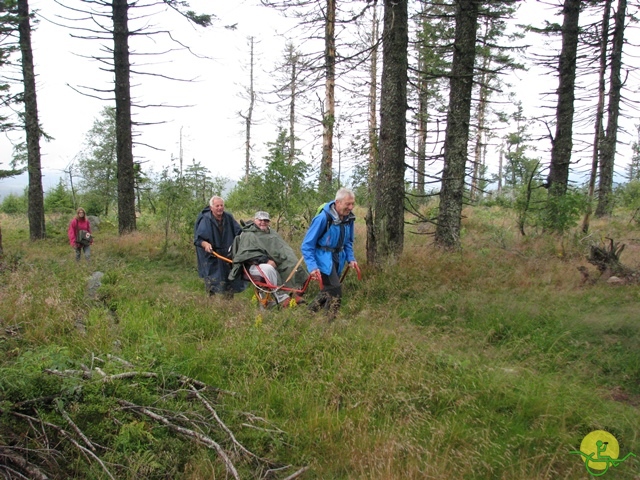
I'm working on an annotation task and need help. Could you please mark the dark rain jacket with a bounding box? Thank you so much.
[194,207,244,292]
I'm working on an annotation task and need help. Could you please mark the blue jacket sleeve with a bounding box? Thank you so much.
[301,214,326,272]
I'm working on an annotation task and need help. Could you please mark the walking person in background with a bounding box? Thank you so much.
[194,195,245,297]
[68,207,93,262]
[301,188,357,320]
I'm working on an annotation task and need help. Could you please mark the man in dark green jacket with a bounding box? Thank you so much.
[229,211,308,307]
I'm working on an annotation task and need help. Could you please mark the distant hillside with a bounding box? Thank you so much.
[0,172,237,201]
[0,170,63,200]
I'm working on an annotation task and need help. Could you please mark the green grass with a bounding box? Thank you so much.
[1,209,640,478]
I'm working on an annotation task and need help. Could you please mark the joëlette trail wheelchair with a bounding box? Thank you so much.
[211,251,361,309]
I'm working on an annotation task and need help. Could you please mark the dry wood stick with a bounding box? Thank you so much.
[189,385,264,462]
[10,411,116,480]
[57,406,96,452]
[101,371,158,382]
[284,255,306,285]
[282,466,309,480]
[0,448,49,480]
[118,400,240,480]
[106,354,134,368]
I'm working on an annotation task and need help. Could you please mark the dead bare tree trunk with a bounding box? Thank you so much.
[288,47,297,165]
[242,36,255,180]
[319,0,336,198]
[582,0,611,232]
[365,4,379,266]
[416,45,427,197]
[497,144,503,195]
[18,0,45,240]
[471,25,491,203]
[596,0,626,217]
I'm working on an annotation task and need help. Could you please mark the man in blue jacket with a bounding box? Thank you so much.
[194,196,245,297]
[301,188,358,318]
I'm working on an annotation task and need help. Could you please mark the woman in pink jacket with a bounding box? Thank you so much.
[68,208,93,262]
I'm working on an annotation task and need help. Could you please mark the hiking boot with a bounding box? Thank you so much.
[307,297,324,313]
[308,291,330,313]
[326,297,341,322]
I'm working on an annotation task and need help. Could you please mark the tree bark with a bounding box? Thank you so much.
[288,45,297,165]
[582,0,611,232]
[497,146,503,195]
[596,0,626,217]
[113,0,136,234]
[471,19,491,203]
[372,0,408,263]
[434,0,479,249]
[319,0,336,198]
[18,0,45,240]
[416,45,427,196]
[365,5,379,265]
[547,0,580,195]
[244,37,255,180]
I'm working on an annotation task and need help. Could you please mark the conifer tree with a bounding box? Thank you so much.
[55,0,213,234]
[371,0,408,263]
[596,0,627,217]
[435,0,480,249]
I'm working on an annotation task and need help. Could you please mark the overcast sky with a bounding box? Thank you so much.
[1,0,638,199]
[1,0,297,197]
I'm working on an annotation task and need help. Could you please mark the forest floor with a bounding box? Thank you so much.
[1,207,640,479]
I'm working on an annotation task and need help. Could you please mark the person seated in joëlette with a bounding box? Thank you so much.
[229,211,308,308]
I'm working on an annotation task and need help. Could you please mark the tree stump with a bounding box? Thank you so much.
[585,238,639,284]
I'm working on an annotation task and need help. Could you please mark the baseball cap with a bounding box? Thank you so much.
[255,211,270,221]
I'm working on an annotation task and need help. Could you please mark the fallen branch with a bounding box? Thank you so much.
[0,447,49,480]
[57,405,96,452]
[242,423,287,435]
[101,371,159,382]
[9,411,116,480]
[282,466,310,480]
[106,354,134,368]
[189,385,265,462]
[118,400,240,480]
[44,368,85,377]
[11,356,294,478]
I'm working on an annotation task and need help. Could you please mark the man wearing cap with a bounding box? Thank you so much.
[229,211,308,307]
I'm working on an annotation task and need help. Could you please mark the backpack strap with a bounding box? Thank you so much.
[317,210,347,253]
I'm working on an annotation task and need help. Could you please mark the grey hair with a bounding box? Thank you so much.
[209,195,224,207]
[335,187,355,202]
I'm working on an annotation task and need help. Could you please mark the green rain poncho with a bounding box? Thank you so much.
[229,223,308,288]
